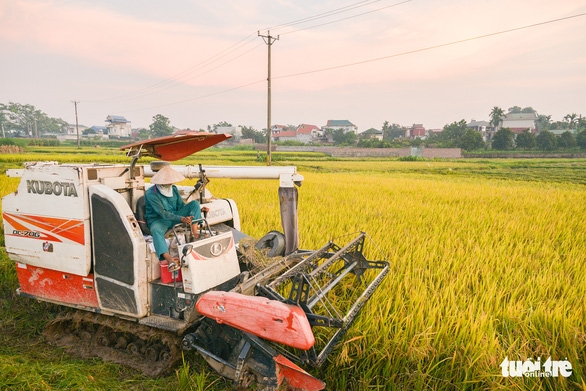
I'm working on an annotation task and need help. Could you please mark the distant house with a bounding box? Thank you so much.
[87,125,107,134]
[322,120,357,134]
[105,115,132,138]
[270,124,288,139]
[410,124,426,139]
[271,123,322,144]
[273,130,298,143]
[360,128,383,141]
[215,126,242,140]
[467,119,491,141]
[79,125,108,140]
[296,124,322,143]
[64,123,88,135]
[500,112,538,134]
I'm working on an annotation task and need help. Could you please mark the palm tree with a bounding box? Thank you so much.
[564,113,578,129]
[536,114,551,132]
[489,106,505,136]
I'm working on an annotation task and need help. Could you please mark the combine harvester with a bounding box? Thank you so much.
[2,132,389,390]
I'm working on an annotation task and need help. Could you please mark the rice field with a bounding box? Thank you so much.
[0,148,585,390]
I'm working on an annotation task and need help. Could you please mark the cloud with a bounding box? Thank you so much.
[0,0,261,87]
[1,0,585,130]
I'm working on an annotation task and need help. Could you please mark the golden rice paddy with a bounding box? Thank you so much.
[0,149,584,390]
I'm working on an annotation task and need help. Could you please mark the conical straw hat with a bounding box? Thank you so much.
[150,165,186,184]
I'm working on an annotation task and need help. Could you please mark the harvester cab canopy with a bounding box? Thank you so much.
[120,131,231,161]
[120,131,303,255]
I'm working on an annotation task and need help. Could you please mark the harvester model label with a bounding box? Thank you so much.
[12,229,41,238]
[26,180,78,197]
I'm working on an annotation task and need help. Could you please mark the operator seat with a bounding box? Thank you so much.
[135,196,151,235]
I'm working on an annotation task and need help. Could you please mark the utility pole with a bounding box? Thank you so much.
[71,100,80,148]
[258,31,279,166]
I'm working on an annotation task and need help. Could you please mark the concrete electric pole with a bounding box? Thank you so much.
[71,100,80,148]
[258,31,279,166]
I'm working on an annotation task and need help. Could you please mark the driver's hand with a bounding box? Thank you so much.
[181,216,193,225]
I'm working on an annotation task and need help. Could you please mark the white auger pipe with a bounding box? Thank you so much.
[142,165,304,187]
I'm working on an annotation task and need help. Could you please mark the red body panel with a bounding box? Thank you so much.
[196,291,315,350]
[120,132,231,161]
[16,263,99,308]
[274,355,326,391]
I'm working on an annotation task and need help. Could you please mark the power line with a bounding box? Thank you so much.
[103,42,264,103]
[108,79,266,115]
[277,0,412,36]
[110,11,586,115]
[273,12,586,79]
[264,0,386,31]
[84,34,261,103]
[82,0,407,104]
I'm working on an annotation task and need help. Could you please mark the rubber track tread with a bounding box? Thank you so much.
[43,311,182,377]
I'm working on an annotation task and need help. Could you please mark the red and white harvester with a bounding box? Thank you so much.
[2,133,389,390]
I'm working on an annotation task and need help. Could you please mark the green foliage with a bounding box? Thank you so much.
[212,121,232,131]
[536,130,557,151]
[0,138,28,147]
[558,131,577,149]
[136,127,152,139]
[515,129,536,150]
[240,125,265,143]
[490,106,505,129]
[0,138,59,148]
[357,137,411,148]
[427,119,468,148]
[398,155,423,161]
[458,129,485,151]
[1,102,66,137]
[332,128,357,146]
[26,138,60,147]
[275,140,305,146]
[442,119,468,142]
[66,139,130,148]
[563,113,579,129]
[536,114,552,131]
[381,122,406,140]
[225,144,255,151]
[492,127,515,150]
[149,114,173,138]
[577,130,586,149]
[175,356,222,390]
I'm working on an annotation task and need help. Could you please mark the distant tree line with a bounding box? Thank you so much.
[363,106,586,152]
[0,102,67,137]
[3,102,586,152]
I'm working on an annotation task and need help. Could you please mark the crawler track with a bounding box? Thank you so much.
[43,311,182,377]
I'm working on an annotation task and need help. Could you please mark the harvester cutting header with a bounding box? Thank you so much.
[2,132,389,390]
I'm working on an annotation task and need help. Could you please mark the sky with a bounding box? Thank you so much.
[1,0,585,132]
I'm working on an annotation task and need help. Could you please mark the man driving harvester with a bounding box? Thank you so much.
[145,164,208,272]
